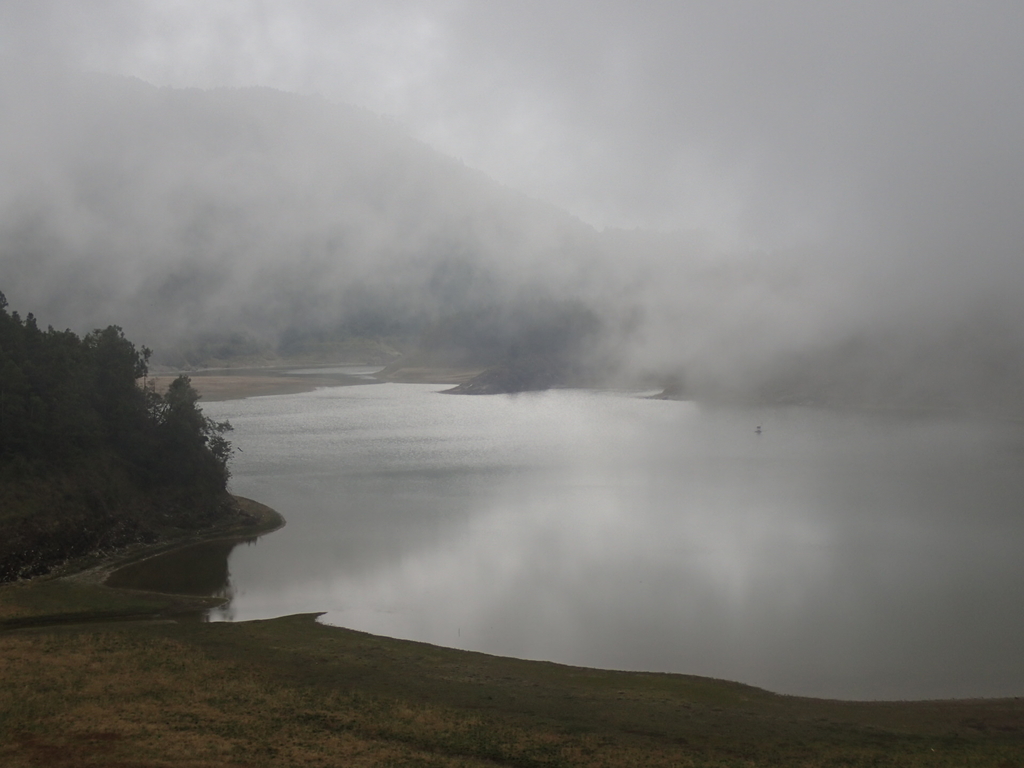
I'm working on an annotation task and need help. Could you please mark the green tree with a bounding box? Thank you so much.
[152,375,232,494]
[1,291,237,581]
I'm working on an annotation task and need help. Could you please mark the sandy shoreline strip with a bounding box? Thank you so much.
[148,375,321,401]
[149,366,485,401]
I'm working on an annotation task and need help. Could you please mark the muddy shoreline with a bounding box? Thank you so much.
[0,496,284,627]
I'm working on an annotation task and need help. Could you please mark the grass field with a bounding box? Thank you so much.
[2,507,1022,767]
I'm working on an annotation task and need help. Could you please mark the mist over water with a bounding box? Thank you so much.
[203,385,1024,700]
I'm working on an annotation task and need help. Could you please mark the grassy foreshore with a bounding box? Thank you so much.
[2,502,1023,767]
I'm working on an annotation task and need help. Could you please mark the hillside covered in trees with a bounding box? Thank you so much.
[4,66,1024,410]
[0,291,235,582]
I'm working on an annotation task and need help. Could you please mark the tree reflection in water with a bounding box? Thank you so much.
[106,538,252,618]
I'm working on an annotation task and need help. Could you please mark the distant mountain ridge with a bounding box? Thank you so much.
[0,62,604,367]
[3,61,1023,412]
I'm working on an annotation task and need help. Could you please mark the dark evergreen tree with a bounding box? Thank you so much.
[0,290,235,581]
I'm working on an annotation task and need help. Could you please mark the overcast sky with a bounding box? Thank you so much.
[3,0,1024,349]
[3,1,1021,239]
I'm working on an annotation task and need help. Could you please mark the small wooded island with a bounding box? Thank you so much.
[2,292,1023,767]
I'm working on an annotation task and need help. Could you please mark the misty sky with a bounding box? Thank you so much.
[4,2,1023,241]
[3,1,1024,394]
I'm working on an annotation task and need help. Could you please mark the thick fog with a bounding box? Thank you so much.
[2,2,1024,410]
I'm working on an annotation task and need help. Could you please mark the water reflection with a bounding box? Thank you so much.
[201,386,1024,700]
[106,539,250,620]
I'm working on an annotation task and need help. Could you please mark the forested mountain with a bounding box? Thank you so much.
[2,62,1023,412]
[0,60,608,371]
[0,292,234,581]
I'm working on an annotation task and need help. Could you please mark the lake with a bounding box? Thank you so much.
[195,379,1024,700]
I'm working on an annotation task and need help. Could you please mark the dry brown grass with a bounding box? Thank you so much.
[1,631,491,767]
[2,616,1023,768]
[0,628,650,768]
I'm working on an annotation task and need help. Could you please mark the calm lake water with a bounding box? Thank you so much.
[194,380,1024,700]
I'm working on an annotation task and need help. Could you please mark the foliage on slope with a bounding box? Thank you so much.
[0,291,233,581]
